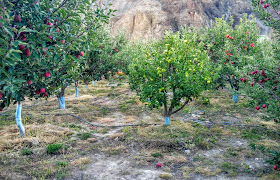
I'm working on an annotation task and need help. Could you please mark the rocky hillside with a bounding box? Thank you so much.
[95,0,270,40]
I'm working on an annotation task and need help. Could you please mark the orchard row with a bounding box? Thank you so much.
[1,1,280,137]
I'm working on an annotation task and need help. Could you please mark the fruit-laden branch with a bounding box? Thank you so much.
[255,65,280,76]
[171,100,189,115]
[258,83,280,101]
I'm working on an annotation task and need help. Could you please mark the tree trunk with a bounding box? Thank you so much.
[164,102,170,125]
[57,86,67,109]
[232,90,238,103]
[15,102,25,137]
[75,80,79,97]
[92,81,95,86]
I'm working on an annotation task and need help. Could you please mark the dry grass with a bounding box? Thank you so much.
[0,124,71,151]
[159,173,173,179]
[98,117,115,124]
[256,139,280,149]
[101,145,126,155]
[181,166,191,179]
[108,133,124,140]
[194,167,221,177]
[137,121,194,139]
[0,81,278,180]
[163,154,187,164]
[125,116,136,123]
[70,157,90,166]
[260,121,280,129]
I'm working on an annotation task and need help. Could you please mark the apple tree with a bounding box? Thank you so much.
[74,29,127,97]
[128,31,216,125]
[0,0,112,137]
[242,0,280,121]
[199,14,260,102]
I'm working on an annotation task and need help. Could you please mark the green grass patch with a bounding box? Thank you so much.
[151,152,163,158]
[47,143,64,154]
[21,148,33,155]
[241,129,262,140]
[69,124,82,129]
[77,132,91,140]
[56,161,68,167]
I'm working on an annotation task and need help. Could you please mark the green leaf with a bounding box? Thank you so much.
[10,52,22,61]
[0,38,9,46]
[3,26,14,38]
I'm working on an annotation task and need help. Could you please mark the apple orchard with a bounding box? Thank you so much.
[0,0,280,171]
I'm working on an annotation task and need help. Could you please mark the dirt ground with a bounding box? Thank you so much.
[0,79,279,180]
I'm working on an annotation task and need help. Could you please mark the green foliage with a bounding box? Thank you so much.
[250,143,280,166]
[267,150,280,166]
[220,161,239,175]
[113,41,148,75]
[21,148,33,155]
[69,123,82,129]
[241,129,262,140]
[77,132,91,140]
[79,27,127,84]
[151,152,163,158]
[128,30,215,122]
[56,161,68,167]
[46,143,64,154]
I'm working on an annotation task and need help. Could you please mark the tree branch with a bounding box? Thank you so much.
[53,0,68,14]
[171,100,189,115]
[258,83,280,101]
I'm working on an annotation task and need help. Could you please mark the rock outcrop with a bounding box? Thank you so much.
[95,0,268,40]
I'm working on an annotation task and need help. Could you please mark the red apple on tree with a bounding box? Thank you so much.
[24,49,32,56]
[47,22,53,26]
[19,45,25,50]
[27,80,32,85]
[40,88,45,93]
[44,72,50,78]
[14,15,21,22]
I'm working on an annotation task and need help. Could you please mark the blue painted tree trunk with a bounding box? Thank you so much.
[16,102,25,138]
[34,98,39,105]
[75,86,79,97]
[232,91,238,103]
[92,81,95,86]
[58,96,66,109]
[85,84,88,89]
[164,116,170,125]
[148,97,151,103]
